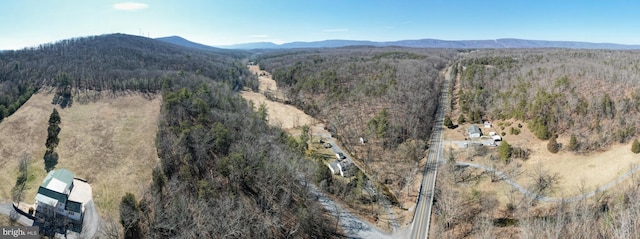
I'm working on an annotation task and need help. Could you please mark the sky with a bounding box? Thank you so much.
[1,0,640,50]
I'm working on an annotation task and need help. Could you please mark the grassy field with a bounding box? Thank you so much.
[0,91,161,220]
[444,119,640,202]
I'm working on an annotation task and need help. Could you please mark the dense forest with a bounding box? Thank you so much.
[454,49,640,151]
[256,48,457,213]
[0,34,255,116]
[1,34,337,238]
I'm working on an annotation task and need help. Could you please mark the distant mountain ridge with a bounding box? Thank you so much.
[155,36,242,54]
[212,38,640,50]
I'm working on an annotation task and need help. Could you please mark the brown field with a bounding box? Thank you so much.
[240,91,316,130]
[243,65,316,130]
[444,119,640,202]
[0,91,161,219]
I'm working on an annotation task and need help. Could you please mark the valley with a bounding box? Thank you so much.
[2,33,640,238]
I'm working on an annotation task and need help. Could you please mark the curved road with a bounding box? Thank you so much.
[457,161,640,203]
[0,203,33,226]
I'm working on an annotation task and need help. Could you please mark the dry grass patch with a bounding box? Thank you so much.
[0,91,161,220]
[448,119,640,202]
[240,91,315,130]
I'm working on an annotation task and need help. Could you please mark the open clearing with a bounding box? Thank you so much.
[240,91,315,130]
[242,65,315,130]
[444,120,640,200]
[0,91,161,220]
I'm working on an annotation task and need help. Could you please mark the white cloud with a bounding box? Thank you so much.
[323,28,349,32]
[113,2,149,11]
[249,34,269,38]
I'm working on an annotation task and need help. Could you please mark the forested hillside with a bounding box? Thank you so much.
[256,47,457,209]
[454,49,640,151]
[1,34,337,238]
[0,34,256,116]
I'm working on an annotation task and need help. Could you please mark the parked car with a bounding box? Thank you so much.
[323,143,332,148]
[336,152,346,160]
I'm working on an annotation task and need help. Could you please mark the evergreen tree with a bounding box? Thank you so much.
[43,150,58,172]
[498,141,512,162]
[48,108,61,125]
[457,114,466,125]
[547,135,560,153]
[568,134,578,151]
[120,192,142,239]
[632,139,640,154]
[444,115,454,129]
[44,109,62,172]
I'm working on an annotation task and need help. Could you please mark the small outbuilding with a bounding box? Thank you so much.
[468,125,482,138]
[489,132,502,141]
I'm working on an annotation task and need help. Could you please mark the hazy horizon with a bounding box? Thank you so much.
[2,1,640,50]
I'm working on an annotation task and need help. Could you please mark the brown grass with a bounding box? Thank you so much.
[242,65,316,130]
[444,119,640,203]
[0,90,161,219]
[0,214,20,227]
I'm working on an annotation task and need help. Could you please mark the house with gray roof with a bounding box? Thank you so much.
[468,125,482,138]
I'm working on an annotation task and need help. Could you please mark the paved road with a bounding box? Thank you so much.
[410,67,450,239]
[0,202,33,226]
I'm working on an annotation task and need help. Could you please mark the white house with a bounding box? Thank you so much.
[34,169,90,222]
[468,125,482,138]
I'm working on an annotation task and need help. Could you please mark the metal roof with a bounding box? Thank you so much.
[468,125,481,134]
[40,169,74,193]
[36,169,75,207]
